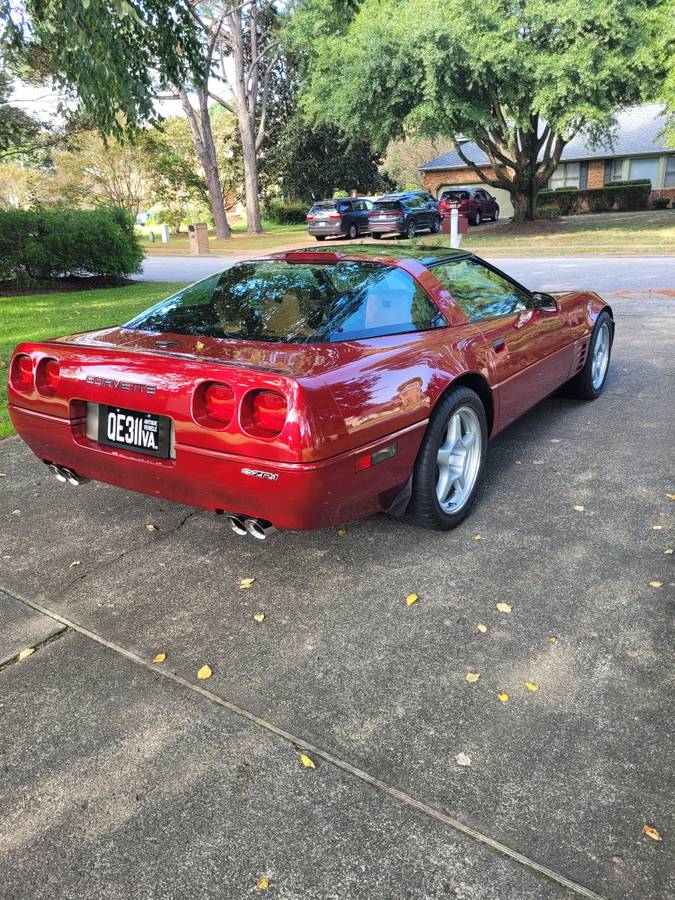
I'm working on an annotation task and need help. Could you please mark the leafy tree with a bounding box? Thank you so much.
[140,113,242,232]
[1,0,204,138]
[296,0,667,221]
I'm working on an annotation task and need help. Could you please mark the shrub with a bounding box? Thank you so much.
[538,179,651,215]
[536,204,560,219]
[0,207,143,283]
[652,197,671,210]
[266,200,308,225]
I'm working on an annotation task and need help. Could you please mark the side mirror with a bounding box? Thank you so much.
[532,292,559,312]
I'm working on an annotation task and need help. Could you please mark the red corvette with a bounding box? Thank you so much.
[8,247,613,537]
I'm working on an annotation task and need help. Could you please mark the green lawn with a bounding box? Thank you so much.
[141,221,309,256]
[0,281,186,438]
[432,208,675,256]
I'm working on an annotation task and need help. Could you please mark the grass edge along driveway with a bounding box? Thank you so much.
[0,281,187,439]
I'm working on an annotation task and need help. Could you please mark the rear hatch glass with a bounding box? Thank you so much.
[442,191,470,202]
[124,261,445,344]
[310,202,338,214]
[373,201,402,211]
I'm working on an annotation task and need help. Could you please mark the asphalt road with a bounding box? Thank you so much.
[136,254,675,294]
[1,294,673,898]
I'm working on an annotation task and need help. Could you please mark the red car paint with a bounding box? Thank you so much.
[7,249,610,531]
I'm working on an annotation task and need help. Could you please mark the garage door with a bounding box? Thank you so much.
[435,183,514,220]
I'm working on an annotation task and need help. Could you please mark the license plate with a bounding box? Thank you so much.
[97,405,171,458]
[319,221,326,226]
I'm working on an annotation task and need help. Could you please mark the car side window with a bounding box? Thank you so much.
[431,258,534,322]
[338,201,351,213]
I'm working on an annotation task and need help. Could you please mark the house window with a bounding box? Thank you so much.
[604,159,624,183]
[549,162,580,189]
[664,156,675,188]
[628,157,659,186]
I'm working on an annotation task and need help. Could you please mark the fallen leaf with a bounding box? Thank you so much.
[665,549,673,556]
[256,877,270,890]
[474,623,488,635]
[240,577,255,589]
[496,602,512,614]
[574,505,585,512]
[547,635,558,644]
[455,752,472,767]
[197,664,213,680]
[406,593,418,606]
[497,692,510,703]
[146,524,158,532]
[337,527,347,536]
[299,752,316,769]
[652,525,663,530]
[253,613,265,623]
[624,650,639,659]
[649,581,663,589]
[465,672,480,683]
[524,681,540,692]
[69,560,81,568]
[666,493,675,501]
[195,340,205,351]
[472,534,484,541]
[18,648,34,661]
[642,824,662,842]
[153,653,167,664]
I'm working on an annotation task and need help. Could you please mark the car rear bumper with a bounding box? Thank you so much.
[368,222,405,235]
[10,404,425,531]
[307,223,344,236]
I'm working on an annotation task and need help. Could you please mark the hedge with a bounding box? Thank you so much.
[538,180,651,215]
[265,200,308,225]
[0,207,144,283]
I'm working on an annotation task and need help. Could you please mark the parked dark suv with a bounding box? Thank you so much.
[307,198,374,240]
[368,193,441,239]
[438,187,499,225]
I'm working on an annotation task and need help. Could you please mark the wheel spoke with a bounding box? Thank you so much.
[436,466,452,503]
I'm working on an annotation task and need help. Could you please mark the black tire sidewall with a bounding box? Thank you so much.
[408,387,488,530]
[348,223,358,239]
[407,220,416,239]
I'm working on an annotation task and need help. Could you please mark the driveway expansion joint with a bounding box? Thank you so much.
[1,582,608,900]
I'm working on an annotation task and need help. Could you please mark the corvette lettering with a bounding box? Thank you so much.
[241,468,279,481]
[86,375,156,395]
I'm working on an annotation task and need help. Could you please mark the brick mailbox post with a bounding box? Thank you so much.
[188,223,209,255]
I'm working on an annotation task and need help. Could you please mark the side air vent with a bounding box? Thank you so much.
[575,342,589,373]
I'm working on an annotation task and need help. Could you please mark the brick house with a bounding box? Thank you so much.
[420,104,675,219]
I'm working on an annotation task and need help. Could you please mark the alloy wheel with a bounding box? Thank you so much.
[435,406,482,513]
[591,321,610,390]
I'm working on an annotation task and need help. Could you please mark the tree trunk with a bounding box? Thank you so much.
[238,115,263,234]
[180,90,231,239]
[511,180,538,224]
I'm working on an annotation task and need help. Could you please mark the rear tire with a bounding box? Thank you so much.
[407,219,416,239]
[371,233,381,239]
[471,211,482,226]
[407,386,488,530]
[493,208,500,222]
[431,216,441,233]
[347,222,358,240]
[315,235,326,241]
[568,311,613,400]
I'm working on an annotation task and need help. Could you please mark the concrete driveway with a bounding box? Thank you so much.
[1,293,673,899]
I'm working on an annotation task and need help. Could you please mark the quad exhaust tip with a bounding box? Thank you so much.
[226,513,275,540]
[47,463,90,486]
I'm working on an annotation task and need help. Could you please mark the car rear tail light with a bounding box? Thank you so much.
[11,354,34,391]
[36,357,60,396]
[204,382,236,425]
[306,214,314,221]
[248,390,287,437]
[328,213,340,219]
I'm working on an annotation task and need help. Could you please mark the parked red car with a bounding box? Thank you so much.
[8,247,613,536]
[439,187,500,225]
